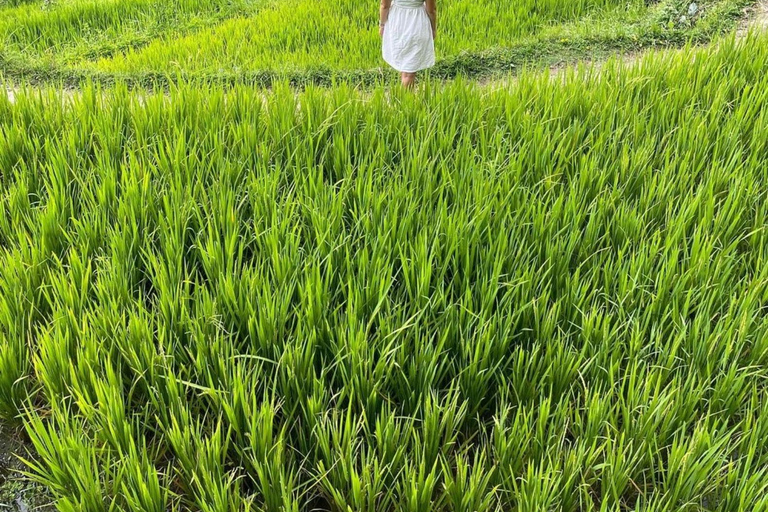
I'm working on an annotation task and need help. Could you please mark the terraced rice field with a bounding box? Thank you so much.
[0,0,755,83]
[2,33,768,510]
[1,0,768,511]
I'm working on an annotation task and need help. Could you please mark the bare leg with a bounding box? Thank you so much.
[401,72,416,88]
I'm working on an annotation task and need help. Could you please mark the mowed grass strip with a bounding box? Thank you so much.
[0,0,36,7]
[1,35,768,511]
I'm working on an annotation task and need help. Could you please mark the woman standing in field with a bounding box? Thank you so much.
[380,0,437,87]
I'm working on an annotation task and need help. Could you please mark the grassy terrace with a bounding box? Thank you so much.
[1,33,768,510]
[0,0,757,85]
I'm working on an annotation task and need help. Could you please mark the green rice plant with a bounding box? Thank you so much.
[2,33,768,512]
[441,450,497,512]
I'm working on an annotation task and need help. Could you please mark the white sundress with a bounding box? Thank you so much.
[382,0,435,73]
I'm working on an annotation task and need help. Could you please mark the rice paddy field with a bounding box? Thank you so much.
[0,0,756,84]
[2,0,768,511]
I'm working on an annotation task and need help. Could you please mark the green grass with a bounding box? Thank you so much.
[2,33,768,511]
[0,0,264,67]
[0,0,756,85]
[91,0,646,74]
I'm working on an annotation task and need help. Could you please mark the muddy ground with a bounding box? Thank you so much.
[0,422,52,512]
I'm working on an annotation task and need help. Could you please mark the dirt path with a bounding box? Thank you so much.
[739,0,768,34]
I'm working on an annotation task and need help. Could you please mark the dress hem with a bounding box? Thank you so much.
[383,58,436,73]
